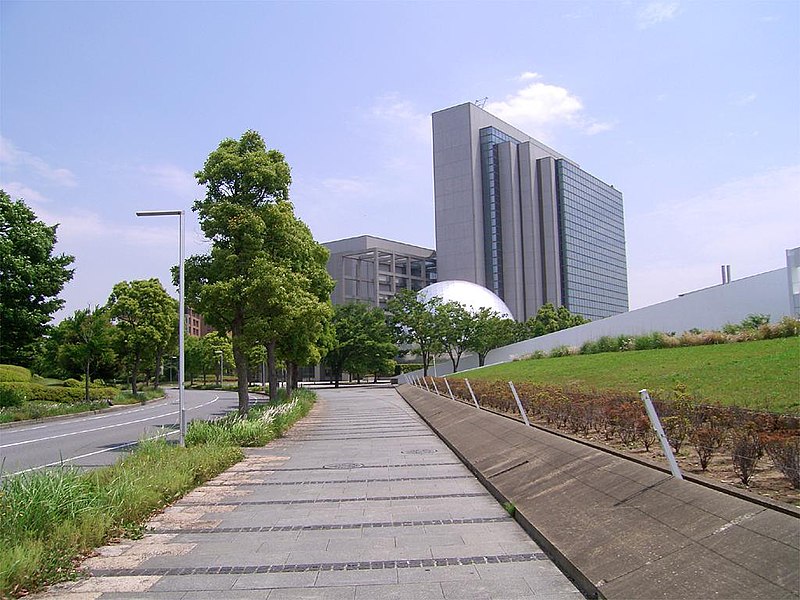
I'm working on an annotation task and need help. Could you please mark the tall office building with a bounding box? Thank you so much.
[433,102,628,322]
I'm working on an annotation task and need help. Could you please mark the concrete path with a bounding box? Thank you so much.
[41,386,583,600]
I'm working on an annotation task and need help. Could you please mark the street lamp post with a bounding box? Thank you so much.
[136,209,185,446]
[215,350,223,387]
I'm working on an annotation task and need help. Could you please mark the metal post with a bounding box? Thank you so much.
[464,378,479,409]
[640,389,683,479]
[444,378,455,401]
[136,209,185,446]
[508,381,530,426]
[423,377,430,392]
[431,377,440,396]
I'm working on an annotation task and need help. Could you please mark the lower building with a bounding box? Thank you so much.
[323,235,436,309]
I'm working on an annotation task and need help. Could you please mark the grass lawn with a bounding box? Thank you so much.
[452,337,800,414]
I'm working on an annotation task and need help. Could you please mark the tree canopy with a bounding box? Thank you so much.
[325,302,397,387]
[386,289,442,376]
[185,130,333,413]
[106,278,177,395]
[0,190,74,366]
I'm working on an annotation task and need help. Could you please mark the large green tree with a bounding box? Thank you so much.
[325,302,397,387]
[386,289,442,376]
[106,279,177,395]
[185,131,333,414]
[436,301,475,372]
[0,190,74,366]
[518,303,589,340]
[467,308,517,367]
[55,306,117,402]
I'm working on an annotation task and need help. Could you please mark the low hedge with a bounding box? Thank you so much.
[0,365,32,383]
[0,382,118,403]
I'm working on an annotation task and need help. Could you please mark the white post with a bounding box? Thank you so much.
[640,389,683,480]
[444,378,455,401]
[423,377,430,392]
[464,378,479,409]
[431,377,440,395]
[508,381,530,426]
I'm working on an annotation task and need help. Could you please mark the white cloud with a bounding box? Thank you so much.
[636,2,680,29]
[732,92,757,107]
[485,77,613,141]
[368,93,431,143]
[141,164,203,199]
[627,164,800,308]
[1,181,49,204]
[0,136,77,187]
[518,72,542,82]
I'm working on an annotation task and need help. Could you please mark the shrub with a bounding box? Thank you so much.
[0,386,26,408]
[549,345,578,358]
[763,434,800,489]
[690,420,726,470]
[730,427,764,485]
[62,378,82,388]
[0,382,118,404]
[0,365,32,383]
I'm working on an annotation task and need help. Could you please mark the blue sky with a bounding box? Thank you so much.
[1,0,798,321]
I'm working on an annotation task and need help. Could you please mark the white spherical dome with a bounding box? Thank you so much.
[418,280,514,320]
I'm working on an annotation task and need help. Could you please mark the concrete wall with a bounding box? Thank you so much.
[398,384,800,600]
[401,265,796,381]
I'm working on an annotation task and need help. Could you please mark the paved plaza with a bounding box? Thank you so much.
[42,386,584,599]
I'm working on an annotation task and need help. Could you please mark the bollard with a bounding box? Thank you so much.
[640,389,683,480]
[464,378,480,409]
[508,381,530,426]
[444,377,455,401]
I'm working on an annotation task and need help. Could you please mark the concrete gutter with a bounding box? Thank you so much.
[397,384,800,600]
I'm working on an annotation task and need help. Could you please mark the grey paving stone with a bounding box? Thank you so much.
[268,587,356,599]
[148,574,239,592]
[314,568,399,587]
[232,572,319,590]
[354,581,445,599]
[440,576,534,599]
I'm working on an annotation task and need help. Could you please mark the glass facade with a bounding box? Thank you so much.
[339,248,435,308]
[556,160,629,320]
[479,127,518,299]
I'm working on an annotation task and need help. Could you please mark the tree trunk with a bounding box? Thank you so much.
[479,353,487,367]
[131,353,141,397]
[285,362,294,395]
[267,340,278,400]
[84,360,90,403]
[292,363,299,390]
[154,352,162,388]
[233,341,249,416]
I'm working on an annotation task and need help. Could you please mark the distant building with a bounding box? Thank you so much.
[323,235,436,309]
[186,307,213,337]
[432,102,629,322]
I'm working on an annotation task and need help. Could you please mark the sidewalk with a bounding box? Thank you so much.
[42,386,583,600]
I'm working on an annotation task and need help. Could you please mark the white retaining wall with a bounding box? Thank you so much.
[401,266,796,382]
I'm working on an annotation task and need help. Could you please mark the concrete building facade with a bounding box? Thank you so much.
[323,235,436,309]
[432,102,628,322]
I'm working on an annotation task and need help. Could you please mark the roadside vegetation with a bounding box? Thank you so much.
[0,388,315,598]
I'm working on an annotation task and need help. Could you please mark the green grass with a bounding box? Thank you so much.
[455,337,800,414]
[0,389,317,597]
[0,439,242,598]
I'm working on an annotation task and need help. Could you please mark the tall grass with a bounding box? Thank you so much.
[0,389,316,597]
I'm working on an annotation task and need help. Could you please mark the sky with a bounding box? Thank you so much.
[1,0,798,322]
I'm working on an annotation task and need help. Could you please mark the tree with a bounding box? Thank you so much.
[0,190,74,366]
[386,289,442,377]
[55,306,116,401]
[518,303,589,340]
[185,131,333,413]
[325,303,397,387]
[106,279,176,395]
[467,308,517,367]
[200,331,233,386]
[436,301,475,372]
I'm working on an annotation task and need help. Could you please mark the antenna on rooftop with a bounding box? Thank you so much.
[474,97,488,108]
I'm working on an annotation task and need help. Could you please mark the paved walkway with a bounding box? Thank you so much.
[42,386,583,599]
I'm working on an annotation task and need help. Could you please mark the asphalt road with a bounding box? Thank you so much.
[0,388,243,477]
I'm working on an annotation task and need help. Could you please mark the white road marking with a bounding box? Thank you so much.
[6,430,179,475]
[0,395,224,450]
